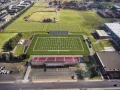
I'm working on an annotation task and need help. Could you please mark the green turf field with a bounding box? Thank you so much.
[27,34,89,55]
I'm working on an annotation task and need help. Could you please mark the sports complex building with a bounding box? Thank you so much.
[104,23,120,48]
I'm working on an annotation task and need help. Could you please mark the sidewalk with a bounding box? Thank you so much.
[22,66,31,83]
[33,79,77,83]
[80,63,88,80]
[83,35,94,55]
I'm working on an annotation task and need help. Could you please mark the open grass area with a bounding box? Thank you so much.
[92,40,113,51]
[1,2,111,54]
[4,2,104,34]
[28,12,57,21]
[14,46,24,55]
[0,33,17,52]
[27,34,89,55]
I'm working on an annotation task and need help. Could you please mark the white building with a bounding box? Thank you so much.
[104,23,120,47]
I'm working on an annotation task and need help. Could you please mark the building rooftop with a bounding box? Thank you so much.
[96,30,109,37]
[97,52,120,71]
[105,23,120,38]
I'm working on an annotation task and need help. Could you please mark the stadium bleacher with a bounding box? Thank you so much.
[31,56,79,66]
[49,30,69,34]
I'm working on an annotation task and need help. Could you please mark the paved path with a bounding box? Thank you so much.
[80,63,88,80]
[92,40,100,44]
[83,35,94,55]
[12,46,17,53]
[23,66,31,83]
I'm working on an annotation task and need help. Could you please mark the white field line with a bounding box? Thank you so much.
[78,24,82,32]
[33,37,84,51]
[33,37,39,51]
[78,37,84,51]
[43,24,48,31]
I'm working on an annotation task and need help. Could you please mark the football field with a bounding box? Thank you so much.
[27,34,89,55]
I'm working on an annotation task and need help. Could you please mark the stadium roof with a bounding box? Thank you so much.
[104,23,120,38]
[97,52,120,71]
[96,30,109,37]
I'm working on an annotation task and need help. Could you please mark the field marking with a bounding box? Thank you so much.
[33,37,84,51]
[33,37,39,51]
[78,25,82,32]
[43,24,48,31]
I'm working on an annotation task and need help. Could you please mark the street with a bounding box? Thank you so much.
[0,80,120,90]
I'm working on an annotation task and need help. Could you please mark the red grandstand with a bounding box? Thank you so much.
[32,56,79,66]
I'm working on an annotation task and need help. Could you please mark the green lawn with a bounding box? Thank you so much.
[0,33,17,52]
[14,46,24,55]
[27,34,89,55]
[28,12,57,21]
[4,2,104,34]
[92,40,112,51]
[2,2,110,54]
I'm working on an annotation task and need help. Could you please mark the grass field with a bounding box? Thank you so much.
[14,46,24,55]
[4,2,104,34]
[0,33,17,52]
[28,12,57,21]
[27,34,89,55]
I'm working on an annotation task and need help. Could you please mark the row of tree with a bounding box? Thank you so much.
[88,64,99,78]
[0,52,30,62]
[4,33,22,51]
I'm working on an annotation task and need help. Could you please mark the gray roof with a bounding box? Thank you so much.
[97,52,120,71]
[96,30,109,37]
[104,23,120,39]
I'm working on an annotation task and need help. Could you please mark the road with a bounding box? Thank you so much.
[0,80,120,90]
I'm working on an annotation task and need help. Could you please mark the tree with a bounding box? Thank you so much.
[2,53,10,61]
[9,52,14,60]
[88,64,98,78]
[0,53,2,61]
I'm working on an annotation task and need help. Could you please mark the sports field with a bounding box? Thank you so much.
[27,34,89,55]
[28,12,57,21]
[4,2,104,35]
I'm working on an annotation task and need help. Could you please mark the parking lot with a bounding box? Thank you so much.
[0,62,26,82]
[29,67,78,81]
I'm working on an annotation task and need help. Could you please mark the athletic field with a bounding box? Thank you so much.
[4,2,104,35]
[27,34,89,55]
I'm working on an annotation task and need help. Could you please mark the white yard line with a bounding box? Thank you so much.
[43,24,48,31]
[33,37,84,52]
[33,37,39,51]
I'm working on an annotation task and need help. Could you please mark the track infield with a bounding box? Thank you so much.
[27,34,90,55]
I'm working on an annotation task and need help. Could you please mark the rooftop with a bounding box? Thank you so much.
[104,23,120,38]
[96,30,109,37]
[97,52,120,71]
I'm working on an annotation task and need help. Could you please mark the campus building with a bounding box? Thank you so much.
[96,30,109,39]
[94,52,120,79]
[104,23,120,48]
